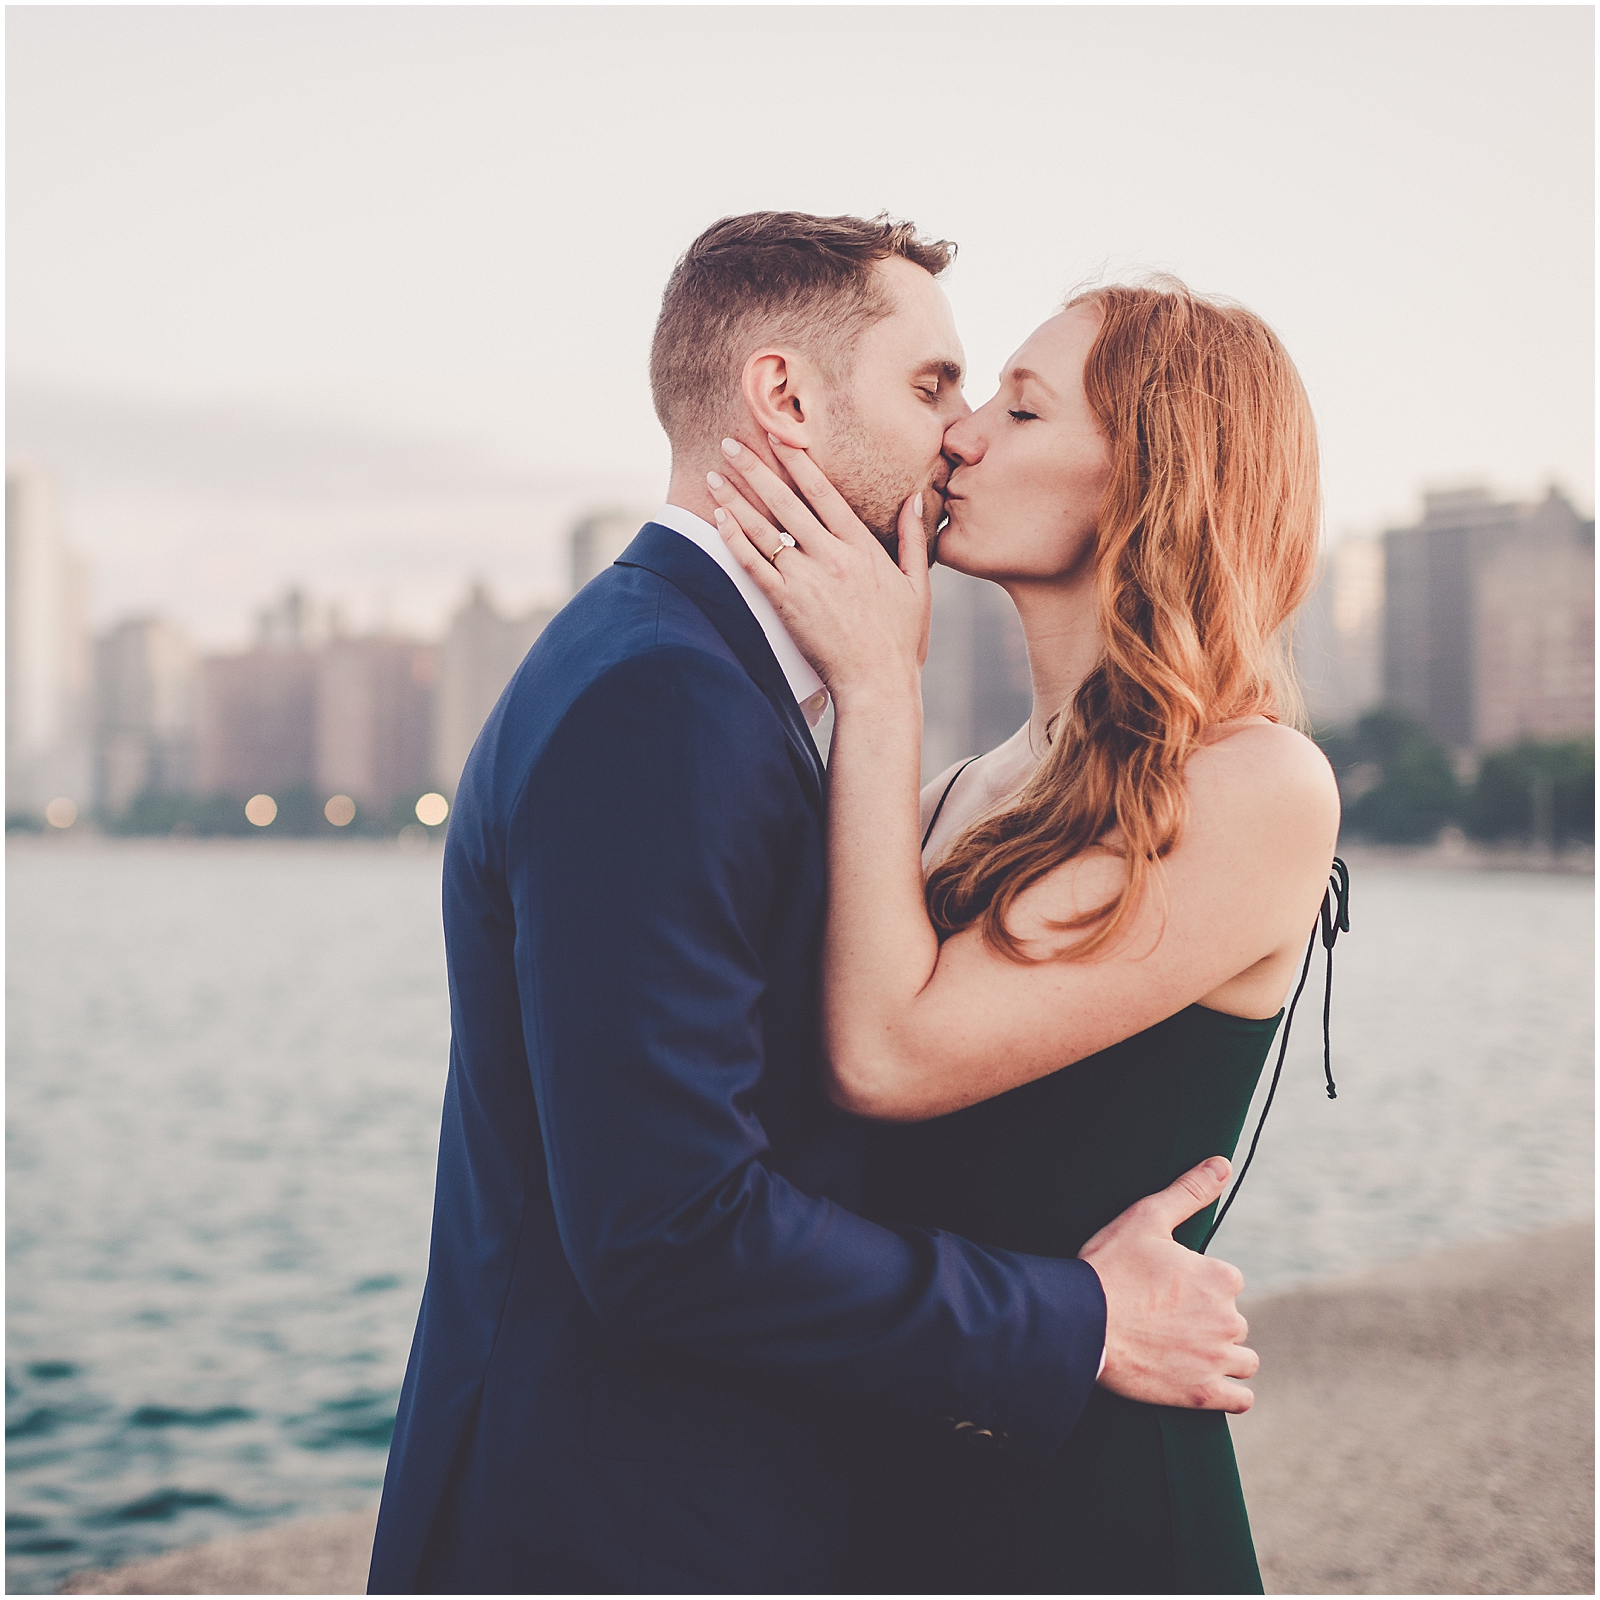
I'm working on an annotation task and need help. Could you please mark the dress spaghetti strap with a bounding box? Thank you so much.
[1201,858,1350,1250]
[922,756,983,852]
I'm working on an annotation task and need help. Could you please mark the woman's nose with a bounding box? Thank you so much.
[942,411,983,465]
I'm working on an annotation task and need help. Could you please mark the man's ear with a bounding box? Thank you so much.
[741,349,821,449]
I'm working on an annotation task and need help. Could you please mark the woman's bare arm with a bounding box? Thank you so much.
[823,722,1339,1120]
[706,444,1340,1123]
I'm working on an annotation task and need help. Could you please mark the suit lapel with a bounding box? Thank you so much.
[616,523,827,813]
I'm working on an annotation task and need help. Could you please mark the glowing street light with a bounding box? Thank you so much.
[245,794,278,827]
[324,794,356,827]
[44,797,77,829]
[415,793,449,828]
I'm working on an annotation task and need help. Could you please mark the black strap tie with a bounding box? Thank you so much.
[1319,857,1350,1101]
[1201,857,1348,1253]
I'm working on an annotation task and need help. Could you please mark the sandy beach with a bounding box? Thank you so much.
[61,1219,1594,1596]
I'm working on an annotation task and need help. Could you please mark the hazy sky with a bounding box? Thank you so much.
[7,5,1594,645]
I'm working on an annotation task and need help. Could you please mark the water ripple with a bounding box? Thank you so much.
[8,840,448,1593]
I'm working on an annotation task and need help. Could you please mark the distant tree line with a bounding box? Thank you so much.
[1317,708,1594,848]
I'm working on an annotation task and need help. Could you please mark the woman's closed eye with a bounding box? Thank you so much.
[1008,408,1040,423]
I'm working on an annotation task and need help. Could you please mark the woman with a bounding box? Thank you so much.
[705,281,1340,1594]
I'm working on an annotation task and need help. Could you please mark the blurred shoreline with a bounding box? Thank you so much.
[58,1219,1595,1596]
[9,830,1596,876]
[1335,836,1594,876]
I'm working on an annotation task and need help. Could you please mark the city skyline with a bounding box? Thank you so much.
[9,457,1590,835]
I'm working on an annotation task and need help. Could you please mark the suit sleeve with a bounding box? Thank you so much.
[506,645,1105,1463]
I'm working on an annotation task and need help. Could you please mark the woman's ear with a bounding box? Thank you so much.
[741,349,819,449]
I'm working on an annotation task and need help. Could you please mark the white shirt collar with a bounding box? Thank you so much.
[652,503,827,716]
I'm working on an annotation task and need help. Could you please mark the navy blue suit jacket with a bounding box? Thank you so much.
[368,524,1106,1594]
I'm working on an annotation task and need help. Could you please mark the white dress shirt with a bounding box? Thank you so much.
[652,503,831,730]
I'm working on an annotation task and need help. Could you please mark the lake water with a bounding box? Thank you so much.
[6,839,1594,1593]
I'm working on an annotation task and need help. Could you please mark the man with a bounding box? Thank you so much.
[369,212,1256,1595]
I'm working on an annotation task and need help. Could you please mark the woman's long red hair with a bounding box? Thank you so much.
[925,280,1322,960]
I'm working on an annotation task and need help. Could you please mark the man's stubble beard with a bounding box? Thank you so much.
[820,393,931,545]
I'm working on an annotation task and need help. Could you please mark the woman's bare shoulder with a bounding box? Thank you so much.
[1187,720,1341,844]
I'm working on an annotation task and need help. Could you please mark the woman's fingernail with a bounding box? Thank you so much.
[914,493,924,520]
[713,507,728,525]
[706,471,724,489]
[766,432,782,447]
[721,438,742,457]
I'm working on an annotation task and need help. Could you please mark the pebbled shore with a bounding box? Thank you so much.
[60,1508,378,1596]
[1233,1218,1593,1595]
[61,1220,1594,1596]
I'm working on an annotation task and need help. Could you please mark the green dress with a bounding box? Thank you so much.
[855,1002,1279,1595]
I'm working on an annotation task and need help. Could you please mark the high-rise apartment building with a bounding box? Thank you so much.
[196,587,322,798]
[196,647,318,799]
[316,636,438,815]
[1295,535,1385,730]
[93,617,198,815]
[1384,487,1593,753]
[5,465,92,818]
[432,584,554,794]
[1472,490,1594,749]
[196,586,441,818]
[254,587,328,652]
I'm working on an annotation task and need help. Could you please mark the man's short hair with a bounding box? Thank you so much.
[650,211,955,450]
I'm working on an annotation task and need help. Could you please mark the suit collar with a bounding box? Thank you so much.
[647,503,825,706]
[617,523,827,810]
